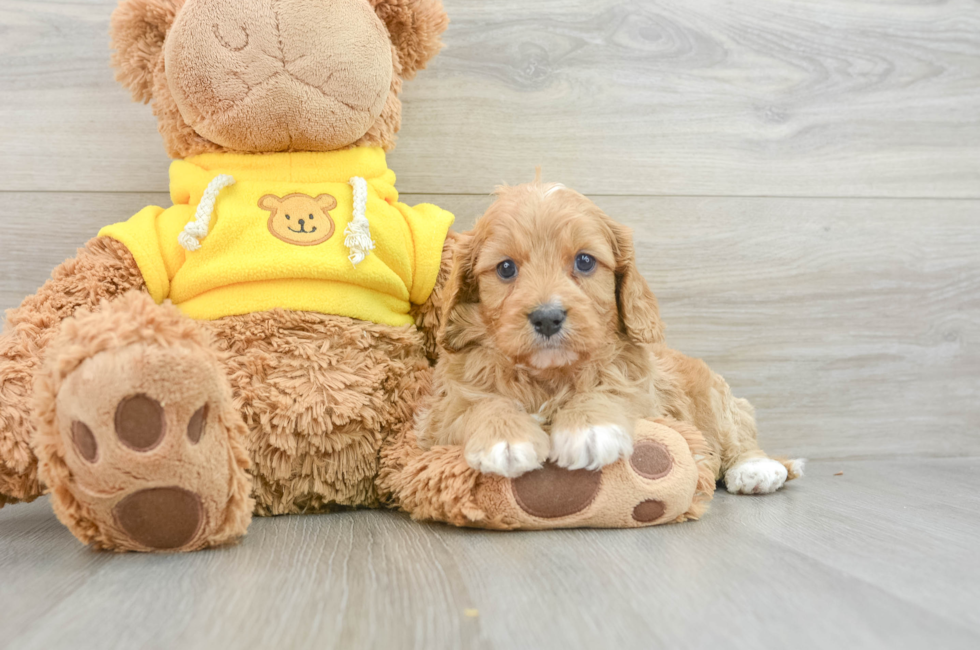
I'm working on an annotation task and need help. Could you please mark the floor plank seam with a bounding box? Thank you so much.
[2,190,979,201]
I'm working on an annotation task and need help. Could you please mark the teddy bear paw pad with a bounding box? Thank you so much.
[511,462,602,518]
[52,343,241,551]
[478,421,701,529]
[632,499,666,523]
[114,487,203,550]
[630,439,673,480]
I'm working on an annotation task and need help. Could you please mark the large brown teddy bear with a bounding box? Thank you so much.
[0,0,713,551]
[0,0,455,551]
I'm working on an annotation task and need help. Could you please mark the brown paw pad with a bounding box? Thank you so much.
[113,487,203,550]
[632,499,666,523]
[115,394,166,452]
[630,440,673,479]
[71,421,98,463]
[186,404,209,444]
[512,462,601,518]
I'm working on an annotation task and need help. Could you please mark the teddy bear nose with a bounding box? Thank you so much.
[529,307,567,338]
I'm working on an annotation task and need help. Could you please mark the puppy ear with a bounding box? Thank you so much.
[110,0,184,103]
[437,231,483,352]
[607,219,665,345]
[371,0,449,79]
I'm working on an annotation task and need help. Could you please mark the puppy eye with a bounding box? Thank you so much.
[575,253,597,274]
[496,259,518,281]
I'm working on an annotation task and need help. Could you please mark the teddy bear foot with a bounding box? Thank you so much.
[381,416,716,530]
[488,418,715,529]
[32,292,253,552]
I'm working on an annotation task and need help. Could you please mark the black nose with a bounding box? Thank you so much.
[298,219,305,227]
[529,307,566,338]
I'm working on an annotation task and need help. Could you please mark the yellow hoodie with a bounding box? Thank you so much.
[99,148,454,327]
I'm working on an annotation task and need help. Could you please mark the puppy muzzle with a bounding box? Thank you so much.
[528,306,567,339]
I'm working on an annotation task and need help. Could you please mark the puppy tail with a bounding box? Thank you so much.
[776,457,806,481]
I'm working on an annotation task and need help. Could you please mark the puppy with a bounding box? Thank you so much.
[418,180,803,494]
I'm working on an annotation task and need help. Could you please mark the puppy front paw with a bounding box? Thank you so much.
[548,424,634,471]
[465,440,543,478]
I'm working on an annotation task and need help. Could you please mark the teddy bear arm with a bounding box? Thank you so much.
[0,237,147,506]
[409,230,458,362]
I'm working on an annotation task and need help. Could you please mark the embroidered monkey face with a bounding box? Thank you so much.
[259,193,337,246]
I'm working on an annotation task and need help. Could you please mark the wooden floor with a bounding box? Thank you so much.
[2,459,980,649]
[1,1,979,648]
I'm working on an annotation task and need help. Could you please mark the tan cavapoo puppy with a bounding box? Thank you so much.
[418,180,803,494]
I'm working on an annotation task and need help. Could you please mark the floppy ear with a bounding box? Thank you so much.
[371,0,449,79]
[436,232,483,352]
[315,194,338,211]
[258,195,281,212]
[606,219,665,345]
[110,0,184,103]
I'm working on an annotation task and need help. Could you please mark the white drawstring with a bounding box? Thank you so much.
[178,173,374,266]
[345,176,375,267]
[178,174,236,251]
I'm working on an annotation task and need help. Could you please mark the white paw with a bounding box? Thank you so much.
[548,425,633,471]
[465,441,542,478]
[724,458,789,495]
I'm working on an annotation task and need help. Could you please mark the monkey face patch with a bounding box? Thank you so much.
[259,193,337,246]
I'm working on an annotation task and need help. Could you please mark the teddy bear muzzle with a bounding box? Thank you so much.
[164,0,394,152]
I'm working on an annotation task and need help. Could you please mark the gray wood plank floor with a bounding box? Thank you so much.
[1,1,978,648]
[1,459,978,650]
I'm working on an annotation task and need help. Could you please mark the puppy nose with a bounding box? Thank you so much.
[529,307,567,338]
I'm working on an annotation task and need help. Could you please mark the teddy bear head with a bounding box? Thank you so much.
[259,192,338,246]
[110,0,448,158]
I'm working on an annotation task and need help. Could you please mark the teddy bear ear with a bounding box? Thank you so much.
[315,194,338,211]
[371,0,449,79]
[110,0,184,103]
[258,194,282,211]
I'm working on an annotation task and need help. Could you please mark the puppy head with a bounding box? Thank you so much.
[439,181,663,370]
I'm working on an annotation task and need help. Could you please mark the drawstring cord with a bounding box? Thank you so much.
[178,174,236,251]
[345,176,375,266]
[178,174,374,268]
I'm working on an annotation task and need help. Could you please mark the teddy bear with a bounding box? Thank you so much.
[0,0,455,552]
[0,0,713,552]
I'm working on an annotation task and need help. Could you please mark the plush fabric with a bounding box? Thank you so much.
[206,309,433,515]
[32,291,253,551]
[110,0,447,158]
[0,0,455,552]
[0,238,146,507]
[99,148,454,324]
[164,0,394,152]
[378,416,715,529]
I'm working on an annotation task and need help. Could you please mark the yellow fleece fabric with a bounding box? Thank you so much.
[99,148,454,326]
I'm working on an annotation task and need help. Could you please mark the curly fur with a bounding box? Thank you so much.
[422,181,797,488]
[421,182,665,473]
